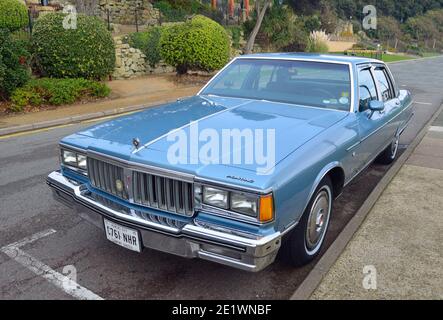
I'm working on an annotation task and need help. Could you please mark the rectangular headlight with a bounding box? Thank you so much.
[61,148,87,174]
[203,186,229,209]
[230,192,258,217]
[77,154,87,170]
[62,150,78,166]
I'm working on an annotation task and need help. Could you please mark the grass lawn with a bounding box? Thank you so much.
[380,54,416,62]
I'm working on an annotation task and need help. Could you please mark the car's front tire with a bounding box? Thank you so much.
[376,134,399,165]
[282,176,333,267]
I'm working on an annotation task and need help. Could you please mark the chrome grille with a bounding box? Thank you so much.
[87,157,128,200]
[87,156,194,217]
[132,171,194,216]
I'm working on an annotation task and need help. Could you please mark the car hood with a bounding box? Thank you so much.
[62,95,347,176]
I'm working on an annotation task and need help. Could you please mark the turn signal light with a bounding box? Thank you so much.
[259,194,274,222]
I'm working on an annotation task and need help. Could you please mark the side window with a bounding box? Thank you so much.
[358,68,377,112]
[374,68,394,101]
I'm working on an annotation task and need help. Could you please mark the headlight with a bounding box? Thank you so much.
[62,150,77,166]
[77,154,87,170]
[61,148,87,174]
[230,192,258,216]
[203,186,228,209]
[199,184,274,223]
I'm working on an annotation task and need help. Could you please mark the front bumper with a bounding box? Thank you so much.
[47,171,281,272]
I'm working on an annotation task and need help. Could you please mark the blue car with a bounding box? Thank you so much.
[47,53,413,271]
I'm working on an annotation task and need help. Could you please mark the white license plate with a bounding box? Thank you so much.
[104,219,141,253]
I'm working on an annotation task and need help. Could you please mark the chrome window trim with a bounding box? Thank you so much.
[198,56,355,113]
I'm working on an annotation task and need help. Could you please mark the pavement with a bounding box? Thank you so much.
[0,75,201,136]
[310,110,443,300]
[0,57,442,299]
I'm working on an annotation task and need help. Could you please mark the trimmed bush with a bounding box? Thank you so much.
[10,78,110,111]
[0,30,30,98]
[128,26,163,68]
[32,13,115,79]
[160,15,230,74]
[0,0,28,31]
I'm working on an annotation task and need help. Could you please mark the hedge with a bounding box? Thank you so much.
[10,78,110,111]
[32,13,115,79]
[160,15,230,74]
[0,0,28,31]
[0,30,30,98]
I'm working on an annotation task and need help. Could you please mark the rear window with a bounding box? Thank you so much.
[201,59,352,111]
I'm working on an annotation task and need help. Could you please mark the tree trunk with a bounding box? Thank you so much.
[244,0,272,54]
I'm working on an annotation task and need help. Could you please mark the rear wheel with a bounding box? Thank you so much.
[282,176,333,267]
[376,134,399,165]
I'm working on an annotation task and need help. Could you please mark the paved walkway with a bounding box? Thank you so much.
[311,110,443,299]
[0,75,201,131]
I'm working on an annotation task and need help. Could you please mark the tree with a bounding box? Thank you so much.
[377,16,402,42]
[244,0,273,54]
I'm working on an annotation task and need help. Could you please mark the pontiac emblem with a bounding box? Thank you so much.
[132,137,140,149]
[115,179,124,192]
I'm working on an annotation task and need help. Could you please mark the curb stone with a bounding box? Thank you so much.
[0,98,183,137]
[290,102,443,300]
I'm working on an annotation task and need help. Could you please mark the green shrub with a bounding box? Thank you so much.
[160,15,230,74]
[227,26,242,49]
[0,0,28,31]
[128,27,164,68]
[0,30,30,98]
[32,13,115,79]
[10,78,110,111]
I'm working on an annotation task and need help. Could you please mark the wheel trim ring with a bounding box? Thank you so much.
[305,186,332,255]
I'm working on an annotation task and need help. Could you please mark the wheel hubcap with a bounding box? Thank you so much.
[306,188,331,252]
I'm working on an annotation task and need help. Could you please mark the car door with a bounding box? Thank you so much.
[354,65,390,169]
[372,64,402,142]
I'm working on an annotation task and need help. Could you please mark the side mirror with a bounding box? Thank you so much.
[368,100,385,118]
[369,100,385,111]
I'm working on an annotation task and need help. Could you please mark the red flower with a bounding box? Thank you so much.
[19,56,27,65]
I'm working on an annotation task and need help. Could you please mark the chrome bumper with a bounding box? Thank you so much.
[47,171,281,272]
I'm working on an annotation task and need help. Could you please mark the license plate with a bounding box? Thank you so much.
[104,219,141,253]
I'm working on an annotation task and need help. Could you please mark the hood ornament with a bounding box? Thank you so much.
[132,137,140,149]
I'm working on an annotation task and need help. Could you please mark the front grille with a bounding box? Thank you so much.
[87,156,194,217]
[132,171,194,216]
[87,157,128,200]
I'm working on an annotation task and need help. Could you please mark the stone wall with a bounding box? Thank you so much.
[98,0,159,25]
[113,37,174,79]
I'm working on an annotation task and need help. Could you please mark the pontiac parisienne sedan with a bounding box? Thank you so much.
[47,54,413,272]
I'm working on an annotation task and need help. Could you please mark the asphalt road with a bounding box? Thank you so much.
[1,56,443,300]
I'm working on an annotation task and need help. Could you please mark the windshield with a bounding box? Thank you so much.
[201,58,352,111]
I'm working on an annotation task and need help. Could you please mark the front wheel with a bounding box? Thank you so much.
[282,176,333,267]
[376,134,399,165]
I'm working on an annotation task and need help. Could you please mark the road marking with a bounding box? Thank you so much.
[414,101,433,105]
[0,229,103,300]
[429,126,443,132]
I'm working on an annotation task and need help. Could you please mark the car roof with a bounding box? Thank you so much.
[238,52,382,66]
